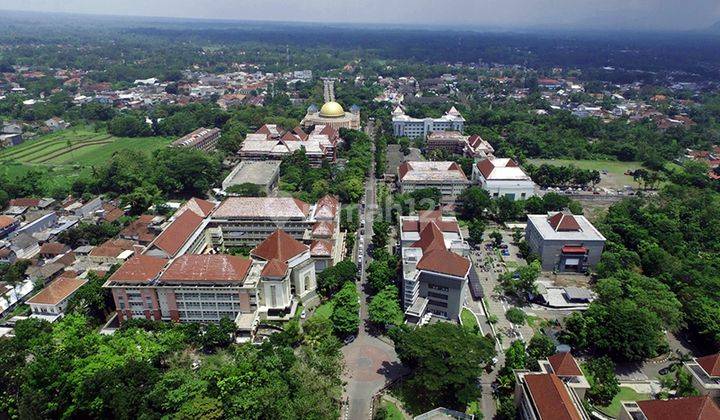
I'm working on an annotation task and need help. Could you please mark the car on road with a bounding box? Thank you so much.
[343,335,356,345]
[300,310,307,319]
[658,366,673,376]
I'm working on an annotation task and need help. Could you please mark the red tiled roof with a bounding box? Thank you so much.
[524,374,582,420]
[178,197,215,218]
[697,354,720,377]
[89,238,135,258]
[315,195,339,219]
[310,239,333,257]
[39,242,69,256]
[251,230,308,262]
[160,254,252,283]
[548,352,582,376]
[416,248,470,278]
[548,213,581,232]
[293,126,309,141]
[637,396,720,420]
[411,222,447,253]
[476,158,495,179]
[281,131,302,141]
[561,246,587,254]
[108,255,168,284]
[102,204,125,222]
[151,210,204,257]
[120,215,157,243]
[26,277,86,305]
[312,221,335,237]
[261,258,288,278]
[398,162,412,180]
[0,215,18,230]
[9,198,40,207]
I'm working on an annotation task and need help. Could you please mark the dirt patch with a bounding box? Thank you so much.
[542,272,592,288]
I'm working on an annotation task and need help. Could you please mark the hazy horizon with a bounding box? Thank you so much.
[1,0,719,32]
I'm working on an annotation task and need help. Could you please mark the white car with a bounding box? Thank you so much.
[300,310,307,319]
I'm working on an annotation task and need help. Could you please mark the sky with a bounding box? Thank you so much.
[2,0,719,31]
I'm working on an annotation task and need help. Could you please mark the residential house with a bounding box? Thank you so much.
[0,215,20,238]
[27,276,86,322]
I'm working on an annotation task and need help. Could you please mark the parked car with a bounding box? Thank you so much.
[343,335,356,345]
[300,310,307,319]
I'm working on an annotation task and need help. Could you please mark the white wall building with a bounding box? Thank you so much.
[472,158,536,201]
[392,106,465,139]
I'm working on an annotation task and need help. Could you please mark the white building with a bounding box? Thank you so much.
[472,157,536,201]
[392,106,465,139]
[27,276,87,322]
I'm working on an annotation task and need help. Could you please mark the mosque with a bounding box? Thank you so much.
[301,101,361,130]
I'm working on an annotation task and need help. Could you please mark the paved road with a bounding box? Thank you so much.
[341,122,407,420]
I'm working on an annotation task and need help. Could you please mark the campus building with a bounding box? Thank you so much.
[392,106,465,139]
[397,161,471,205]
[239,124,343,166]
[472,157,536,201]
[684,353,720,398]
[104,230,319,341]
[619,396,720,420]
[426,132,494,158]
[171,127,221,152]
[208,195,343,272]
[514,352,591,420]
[27,275,87,322]
[525,212,606,272]
[399,210,471,323]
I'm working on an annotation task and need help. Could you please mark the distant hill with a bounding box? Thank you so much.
[709,21,720,33]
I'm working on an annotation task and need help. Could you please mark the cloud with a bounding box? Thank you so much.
[1,0,718,30]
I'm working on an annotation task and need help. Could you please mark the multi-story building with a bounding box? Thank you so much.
[620,396,720,420]
[525,212,606,272]
[239,124,342,166]
[398,161,470,205]
[171,127,221,152]
[104,230,319,340]
[209,195,343,272]
[399,210,471,323]
[472,157,536,201]
[392,106,465,139]
[514,352,591,420]
[425,132,494,158]
[685,353,720,398]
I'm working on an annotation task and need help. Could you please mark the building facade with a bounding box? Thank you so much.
[392,106,465,139]
[171,127,221,152]
[525,212,606,272]
[472,158,536,201]
[398,161,470,205]
[27,276,87,322]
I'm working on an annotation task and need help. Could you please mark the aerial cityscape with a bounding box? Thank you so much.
[0,2,719,419]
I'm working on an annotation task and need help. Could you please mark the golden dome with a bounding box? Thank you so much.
[319,101,345,118]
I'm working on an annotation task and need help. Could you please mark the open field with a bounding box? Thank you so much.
[0,127,172,191]
[528,159,642,189]
[597,387,650,418]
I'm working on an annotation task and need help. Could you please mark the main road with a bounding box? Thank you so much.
[340,121,407,419]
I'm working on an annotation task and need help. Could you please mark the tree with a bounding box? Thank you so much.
[152,148,221,196]
[504,339,527,370]
[392,323,495,410]
[585,356,620,406]
[498,261,540,302]
[511,229,524,244]
[66,272,113,323]
[224,183,266,197]
[527,333,556,369]
[409,188,442,211]
[330,282,360,337]
[107,113,153,137]
[368,286,403,330]
[490,231,503,247]
[468,218,486,246]
[505,308,526,325]
[316,260,357,298]
[366,260,395,295]
[121,184,162,215]
[458,186,491,220]
[371,219,390,250]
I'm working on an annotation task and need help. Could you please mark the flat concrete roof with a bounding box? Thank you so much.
[222,160,280,189]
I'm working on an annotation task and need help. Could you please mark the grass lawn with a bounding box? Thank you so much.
[380,400,405,420]
[597,387,650,418]
[0,126,172,189]
[528,159,642,189]
[461,308,479,331]
[312,300,335,320]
